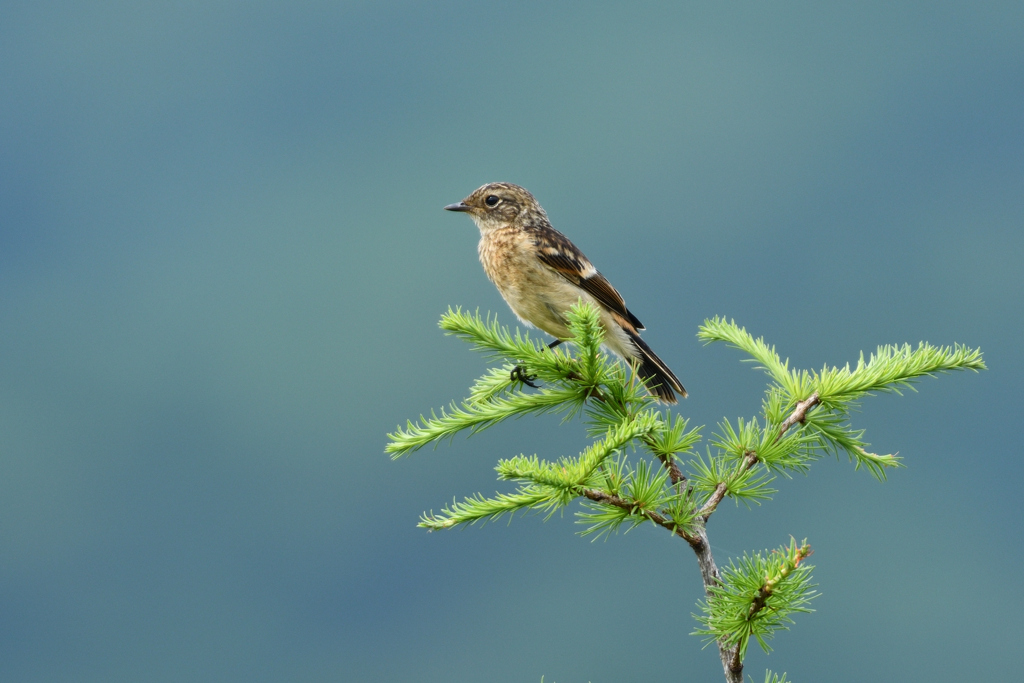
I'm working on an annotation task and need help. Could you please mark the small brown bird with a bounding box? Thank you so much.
[445,182,686,403]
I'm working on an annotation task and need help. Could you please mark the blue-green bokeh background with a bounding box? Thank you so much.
[2,2,1022,681]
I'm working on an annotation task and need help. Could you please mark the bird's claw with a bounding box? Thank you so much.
[511,365,540,388]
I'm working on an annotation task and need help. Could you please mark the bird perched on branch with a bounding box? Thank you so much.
[444,182,686,403]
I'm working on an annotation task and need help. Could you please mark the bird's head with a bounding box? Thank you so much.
[444,182,547,232]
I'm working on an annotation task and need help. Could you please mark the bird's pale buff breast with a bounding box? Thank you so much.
[476,228,635,363]
[478,228,579,340]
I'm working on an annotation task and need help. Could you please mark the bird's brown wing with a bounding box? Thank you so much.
[528,226,645,331]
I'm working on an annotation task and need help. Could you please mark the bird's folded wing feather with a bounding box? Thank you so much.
[529,226,645,331]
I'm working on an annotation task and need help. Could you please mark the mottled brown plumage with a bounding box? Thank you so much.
[445,182,686,402]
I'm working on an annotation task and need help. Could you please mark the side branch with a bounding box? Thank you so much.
[655,453,687,486]
[641,417,701,489]
[777,392,820,439]
[702,393,820,518]
[747,542,814,620]
[579,488,698,545]
[743,390,820,472]
[699,483,728,518]
[728,542,814,672]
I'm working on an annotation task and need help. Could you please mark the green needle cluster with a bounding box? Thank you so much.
[694,539,818,659]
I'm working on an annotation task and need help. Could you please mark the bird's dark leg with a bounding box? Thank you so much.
[510,365,539,388]
[511,339,561,389]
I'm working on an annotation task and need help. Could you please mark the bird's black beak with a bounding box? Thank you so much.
[444,202,472,212]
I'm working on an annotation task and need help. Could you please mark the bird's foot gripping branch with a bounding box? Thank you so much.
[386,302,984,683]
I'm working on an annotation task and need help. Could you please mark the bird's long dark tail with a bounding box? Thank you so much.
[626,330,687,403]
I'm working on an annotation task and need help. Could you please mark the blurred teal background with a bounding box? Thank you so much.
[1,2,1021,681]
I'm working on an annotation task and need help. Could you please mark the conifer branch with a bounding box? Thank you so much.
[579,488,698,544]
[497,412,660,489]
[418,486,565,530]
[778,392,820,437]
[389,305,983,683]
[703,392,820,519]
[694,539,818,661]
[747,541,814,621]
[642,414,700,487]
[386,387,584,458]
[659,456,687,487]
[700,483,729,518]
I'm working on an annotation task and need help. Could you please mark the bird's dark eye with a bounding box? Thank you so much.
[485,195,500,207]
